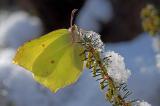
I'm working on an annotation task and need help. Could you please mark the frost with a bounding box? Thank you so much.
[105,51,131,84]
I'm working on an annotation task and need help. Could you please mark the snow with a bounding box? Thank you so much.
[0,11,43,48]
[136,101,152,106]
[105,51,131,84]
[80,29,104,51]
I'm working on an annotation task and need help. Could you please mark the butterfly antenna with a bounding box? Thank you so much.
[70,9,78,27]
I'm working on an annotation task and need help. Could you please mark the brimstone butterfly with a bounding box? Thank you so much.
[13,10,84,92]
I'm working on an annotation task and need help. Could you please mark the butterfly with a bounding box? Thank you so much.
[13,10,84,92]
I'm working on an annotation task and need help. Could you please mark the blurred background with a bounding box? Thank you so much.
[0,0,160,106]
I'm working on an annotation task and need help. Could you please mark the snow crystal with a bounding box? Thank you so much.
[105,51,131,84]
[136,101,152,106]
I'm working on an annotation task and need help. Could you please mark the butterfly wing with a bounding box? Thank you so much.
[13,29,83,92]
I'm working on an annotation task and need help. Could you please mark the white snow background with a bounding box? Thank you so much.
[0,0,160,106]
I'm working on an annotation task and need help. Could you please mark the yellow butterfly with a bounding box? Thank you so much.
[13,10,84,92]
